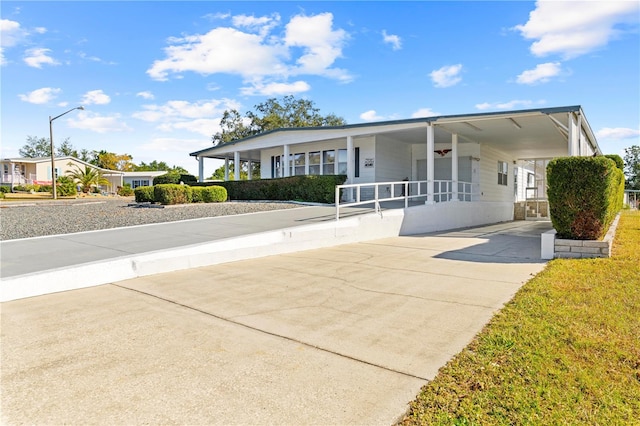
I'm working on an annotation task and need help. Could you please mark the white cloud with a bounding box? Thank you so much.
[596,127,640,140]
[240,80,310,96]
[232,13,280,37]
[284,13,350,81]
[516,62,562,84]
[430,64,462,88]
[382,30,402,50]
[147,27,288,81]
[136,91,155,100]
[132,98,240,136]
[81,89,111,105]
[411,108,440,118]
[23,47,58,68]
[475,100,544,110]
[67,111,132,133]
[360,110,384,121]
[18,87,61,104]
[514,1,640,59]
[1,19,25,48]
[147,12,351,93]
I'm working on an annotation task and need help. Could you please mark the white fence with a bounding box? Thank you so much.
[335,180,477,220]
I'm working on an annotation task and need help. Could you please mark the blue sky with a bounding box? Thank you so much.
[2,1,639,175]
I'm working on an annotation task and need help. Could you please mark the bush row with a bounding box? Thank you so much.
[547,156,625,239]
[134,184,227,205]
[193,175,347,204]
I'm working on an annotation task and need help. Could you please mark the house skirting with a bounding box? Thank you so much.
[400,201,514,235]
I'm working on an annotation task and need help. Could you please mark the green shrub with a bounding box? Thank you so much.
[117,184,134,196]
[134,185,155,203]
[0,185,9,193]
[56,176,77,197]
[547,156,625,239]
[604,154,624,170]
[195,175,346,204]
[191,186,205,203]
[153,172,197,185]
[154,183,192,205]
[202,185,227,203]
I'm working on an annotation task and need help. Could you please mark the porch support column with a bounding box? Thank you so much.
[283,144,290,177]
[234,151,241,181]
[198,157,204,182]
[451,133,459,201]
[224,157,229,181]
[347,136,355,201]
[568,112,580,156]
[426,124,435,204]
[248,160,253,180]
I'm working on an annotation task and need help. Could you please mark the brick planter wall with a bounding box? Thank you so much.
[541,213,621,259]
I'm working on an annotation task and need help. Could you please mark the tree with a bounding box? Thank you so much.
[211,95,346,146]
[134,160,188,174]
[66,163,110,193]
[624,145,640,190]
[94,150,135,171]
[19,136,75,158]
[208,161,257,181]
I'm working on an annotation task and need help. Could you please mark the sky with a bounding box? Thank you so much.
[1,1,639,176]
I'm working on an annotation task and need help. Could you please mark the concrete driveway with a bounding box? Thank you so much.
[1,221,550,425]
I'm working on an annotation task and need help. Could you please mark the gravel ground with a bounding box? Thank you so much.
[0,197,303,241]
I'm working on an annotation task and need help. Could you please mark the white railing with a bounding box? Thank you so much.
[335,180,477,220]
[1,173,37,185]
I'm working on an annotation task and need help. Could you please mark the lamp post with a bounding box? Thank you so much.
[49,106,84,199]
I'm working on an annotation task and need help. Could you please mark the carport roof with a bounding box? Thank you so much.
[191,105,601,161]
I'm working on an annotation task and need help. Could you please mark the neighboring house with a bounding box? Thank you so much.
[0,156,124,192]
[122,171,167,188]
[191,105,602,230]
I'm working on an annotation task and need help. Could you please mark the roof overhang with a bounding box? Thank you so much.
[191,106,601,162]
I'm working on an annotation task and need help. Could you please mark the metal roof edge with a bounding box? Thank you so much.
[189,105,585,156]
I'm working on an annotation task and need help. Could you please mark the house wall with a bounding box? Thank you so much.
[259,136,375,182]
[411,142,480,183]
[373,135,411,182]
[478,144,516,202]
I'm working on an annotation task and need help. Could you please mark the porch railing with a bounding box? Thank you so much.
[335,179,477,220]
[1,173,37,186]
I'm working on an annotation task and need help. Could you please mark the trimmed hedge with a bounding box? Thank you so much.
[154,184,192,205]
[201,185,227,203]
[195,175,346,204]
[134,185,154,203]
[547,156,625,239]
[153,172,197,185]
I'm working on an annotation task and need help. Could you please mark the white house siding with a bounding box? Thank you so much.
[259,137,375,180]
[374,135,411,182]
[478,144,516,202]
[411,142,480,183]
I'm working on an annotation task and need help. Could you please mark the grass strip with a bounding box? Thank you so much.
[400,210,640,425]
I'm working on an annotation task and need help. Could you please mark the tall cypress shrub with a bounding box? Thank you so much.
[547,157,624,239]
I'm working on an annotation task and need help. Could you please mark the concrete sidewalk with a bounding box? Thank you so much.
[1,220,550,425]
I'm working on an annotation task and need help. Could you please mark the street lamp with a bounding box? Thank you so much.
[49,106,84,199]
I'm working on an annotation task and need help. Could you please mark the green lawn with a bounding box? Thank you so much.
[400,210,640,425]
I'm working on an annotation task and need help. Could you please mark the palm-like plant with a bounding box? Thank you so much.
[66,163,110,193]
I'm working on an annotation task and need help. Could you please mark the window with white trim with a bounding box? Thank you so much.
[498,161,508,186]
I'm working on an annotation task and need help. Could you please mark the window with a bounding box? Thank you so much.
[337,149,347,175]
[498,161,508,186]
[271,155,282,178]
[3,164,8,175]
[323,150,335,175]
[309,151,321,175]
[131,179,150,188]
[293,153,305,176]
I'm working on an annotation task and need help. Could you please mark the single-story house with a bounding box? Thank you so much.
[190,105,601,229]
[0,156,124,193]
[122,171,167,188]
